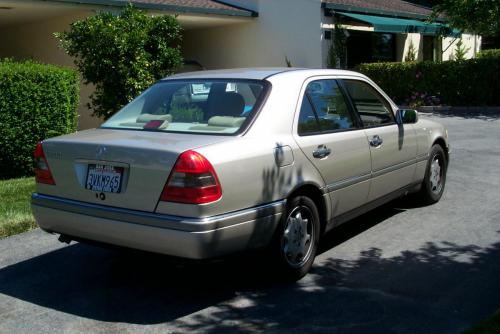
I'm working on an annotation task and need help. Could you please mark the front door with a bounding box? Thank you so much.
[293,78,371,217]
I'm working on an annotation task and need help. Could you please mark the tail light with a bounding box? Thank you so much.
[34,142,55,185]
[160,150,222,204]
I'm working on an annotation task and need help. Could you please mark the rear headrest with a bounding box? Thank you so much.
[208,116,246,128]
[209,92,245,117]
[136,113,172,123]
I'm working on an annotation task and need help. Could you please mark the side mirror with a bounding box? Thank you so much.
[396,109,418,124]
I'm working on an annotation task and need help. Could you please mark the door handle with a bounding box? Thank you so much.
[369,135,383,147]
[313,145,331,159]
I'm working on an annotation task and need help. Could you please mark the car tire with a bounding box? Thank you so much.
[269,195,320,281]
[418,144,447,204]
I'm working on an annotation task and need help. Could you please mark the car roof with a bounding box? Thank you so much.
[164,68,363,81]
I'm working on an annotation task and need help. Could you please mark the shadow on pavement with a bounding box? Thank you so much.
[0,207,499,333]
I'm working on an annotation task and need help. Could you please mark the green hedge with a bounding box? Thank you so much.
[0,60,79,179]
[357,57,500,107]
[477,49,500,59]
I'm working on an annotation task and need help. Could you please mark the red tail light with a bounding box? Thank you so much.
[34,142,55,185]
[160,150,222,204]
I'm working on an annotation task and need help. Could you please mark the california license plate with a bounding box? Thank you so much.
[85,164,123,193]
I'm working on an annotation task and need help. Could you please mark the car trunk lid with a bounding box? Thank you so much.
[38,128,231,212]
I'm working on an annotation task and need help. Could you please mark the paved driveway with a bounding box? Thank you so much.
[1,113,500,334]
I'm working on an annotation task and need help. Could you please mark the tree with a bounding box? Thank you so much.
[405,40,417,62]
[327,23,347,69]
[430,0,500,36]
[453,39,470,60]
[56,4,183,119]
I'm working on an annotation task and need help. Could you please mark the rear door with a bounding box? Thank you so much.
[293,78,371,217]
[341,79,418,201]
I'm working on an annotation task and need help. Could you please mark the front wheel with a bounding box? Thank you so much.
[270,196,320,281]
[418,144,447,204]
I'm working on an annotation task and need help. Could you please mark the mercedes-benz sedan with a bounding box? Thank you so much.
[32,68,449,280]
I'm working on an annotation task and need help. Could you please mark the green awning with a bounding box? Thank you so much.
[338,12,460,37]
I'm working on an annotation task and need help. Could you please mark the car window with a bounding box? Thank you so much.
[101,80,267,135]
[298,80,355,136]
[343,80,395,127]
[298,96,320,135]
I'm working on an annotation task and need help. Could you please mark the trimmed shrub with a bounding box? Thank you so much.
[56,4,183,119]
[0,60,79,179]
[357,57,500,107]
[477,49,500,59]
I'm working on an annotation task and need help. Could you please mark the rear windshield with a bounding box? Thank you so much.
[101,79,268,135]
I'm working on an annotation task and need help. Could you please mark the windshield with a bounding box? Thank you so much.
[101,79,268,135]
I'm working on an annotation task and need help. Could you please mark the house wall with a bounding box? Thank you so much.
[182,0,323,69]
[392,32,481,62]
[398,33,422,61]
[0,11,102,130]
[442,33,481,60]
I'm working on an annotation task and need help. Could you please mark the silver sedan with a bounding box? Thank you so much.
[32,68,449,280]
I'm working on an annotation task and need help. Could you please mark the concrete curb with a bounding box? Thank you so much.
[416,106,500,115]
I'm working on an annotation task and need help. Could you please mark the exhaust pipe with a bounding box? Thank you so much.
[58,234,72,244]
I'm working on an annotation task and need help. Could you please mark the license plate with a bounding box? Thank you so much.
[85,164,123,193]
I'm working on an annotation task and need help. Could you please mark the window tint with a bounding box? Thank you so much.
[343,80,394,127]
[298,97,320,135]
[298,80,355,135]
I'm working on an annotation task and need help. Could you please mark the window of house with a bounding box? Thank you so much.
[346,31,396,68]
[343,80,395,127]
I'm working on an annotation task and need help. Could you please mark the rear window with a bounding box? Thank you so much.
[101,80,268,135]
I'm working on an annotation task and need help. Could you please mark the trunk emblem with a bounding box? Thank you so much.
[96,146,107,160]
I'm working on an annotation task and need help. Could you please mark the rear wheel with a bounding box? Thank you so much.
[270,196,320,281]
[418,144,447,204]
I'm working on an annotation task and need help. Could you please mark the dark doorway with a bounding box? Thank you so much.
[346,31,396,68]
[482,36,500,50]
[423,35,435,61]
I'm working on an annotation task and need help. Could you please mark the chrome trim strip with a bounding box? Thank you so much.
[326,173,371,192]
[371,159,415,178]
[416,153,429,163]
[326,158,420,192]
[32,193,285,233]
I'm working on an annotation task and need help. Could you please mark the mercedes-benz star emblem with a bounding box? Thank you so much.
[96,146,107,160]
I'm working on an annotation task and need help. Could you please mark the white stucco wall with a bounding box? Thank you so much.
[182,0,323,69]
[400,33,423,61]
[395,32,480,62]
[442,33,481,60]
[0,11,102,130]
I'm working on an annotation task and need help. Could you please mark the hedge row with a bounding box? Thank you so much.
[0,60,79,179]
[477,49,500,59]
[357,56,500,106]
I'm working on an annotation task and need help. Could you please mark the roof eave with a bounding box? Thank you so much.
[42,0,257,17]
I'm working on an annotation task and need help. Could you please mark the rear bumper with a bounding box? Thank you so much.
[32,193,284,259]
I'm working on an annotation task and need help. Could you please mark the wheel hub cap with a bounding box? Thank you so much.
[430,157,442,193]
[283,208,312,267]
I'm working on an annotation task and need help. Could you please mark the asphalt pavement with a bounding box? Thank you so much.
[1,113,500,334]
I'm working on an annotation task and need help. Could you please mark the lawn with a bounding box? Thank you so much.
[0,177,37,238]
[464,310,500,334]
